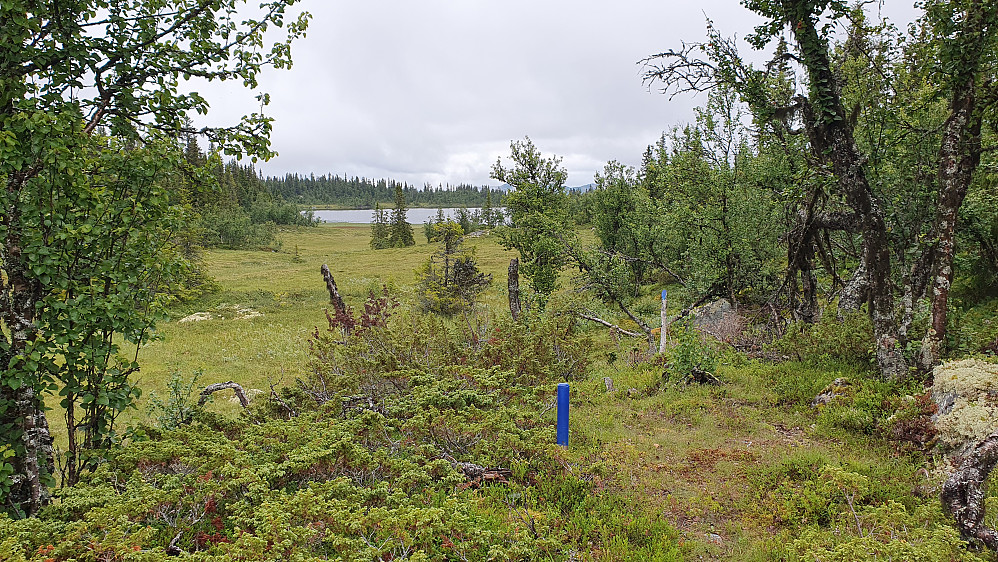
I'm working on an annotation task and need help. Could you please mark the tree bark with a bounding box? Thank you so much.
[899,240,936,341]
[1,191,52,516]
[508,258,522,321]
[921,14,987,371]
[941,430,998,551]
[838,261,869,314]
[789,6,907,379]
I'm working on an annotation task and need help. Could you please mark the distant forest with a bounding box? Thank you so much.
[264,173,505,208]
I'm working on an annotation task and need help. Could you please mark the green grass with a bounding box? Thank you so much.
[133,224,517,418]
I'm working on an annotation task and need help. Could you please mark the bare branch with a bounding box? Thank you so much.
[576,313,645,338]
[199,381,249,408]
[639,41,719,99]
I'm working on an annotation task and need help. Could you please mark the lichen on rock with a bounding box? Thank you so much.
[931,359,998,458]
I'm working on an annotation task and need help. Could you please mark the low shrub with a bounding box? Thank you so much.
[664,320,719,384]
[299,289,591,411]
[773,309,874,369]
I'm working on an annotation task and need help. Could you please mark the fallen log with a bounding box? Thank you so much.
[577,312,644,338]
[441,453,512,489]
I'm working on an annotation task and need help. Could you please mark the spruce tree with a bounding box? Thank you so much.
[388,183,415,247]
[370,204,390,249]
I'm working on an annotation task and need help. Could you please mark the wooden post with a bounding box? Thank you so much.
[508,258,521,321]
[659,289,668,353]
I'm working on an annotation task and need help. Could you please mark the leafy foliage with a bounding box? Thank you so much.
[2,135,193,497]
[146,370,206,431]
[492,138,571,306]
[774,310,875,368]
[0,0,309,515]
[666,321,719,383]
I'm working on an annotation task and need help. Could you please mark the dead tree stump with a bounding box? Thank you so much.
[941,430,998,551]
[321,263,346,314]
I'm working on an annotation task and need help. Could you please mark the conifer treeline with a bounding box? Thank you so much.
[264,173,504,208]
[181,136,317,249]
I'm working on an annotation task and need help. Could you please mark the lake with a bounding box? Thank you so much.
[308,207,501,224]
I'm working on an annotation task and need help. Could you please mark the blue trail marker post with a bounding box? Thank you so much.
[557,383,570,447]
[659,289,668,353]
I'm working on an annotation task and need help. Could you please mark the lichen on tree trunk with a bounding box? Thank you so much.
[1,198,53,517]
[921,69,983,372]
[942,430,998,551]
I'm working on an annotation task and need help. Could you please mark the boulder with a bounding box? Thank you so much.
[812,377,853,408]
[932,359,998,459]
[691,298,743,341]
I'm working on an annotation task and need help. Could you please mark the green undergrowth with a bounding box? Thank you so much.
[2,303,684,560]
[12,226,994,560]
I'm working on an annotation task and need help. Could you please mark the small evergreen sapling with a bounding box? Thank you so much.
[417,221,491,315]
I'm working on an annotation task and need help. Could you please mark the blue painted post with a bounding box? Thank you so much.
[659,289,668,353]
[556,383,570,447]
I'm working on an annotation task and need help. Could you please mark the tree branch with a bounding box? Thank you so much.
[576,313,645,338]
[199,381,249,408]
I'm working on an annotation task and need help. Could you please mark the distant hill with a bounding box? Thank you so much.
[494,183,594,193]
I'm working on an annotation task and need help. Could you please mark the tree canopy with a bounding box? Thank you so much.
[635,0,998,380]
[1,0,308,516]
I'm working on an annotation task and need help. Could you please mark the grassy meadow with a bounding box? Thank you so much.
[121,225,515,418]
[24,223,987,560]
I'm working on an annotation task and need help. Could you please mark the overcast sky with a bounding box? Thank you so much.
[198,1,919,188]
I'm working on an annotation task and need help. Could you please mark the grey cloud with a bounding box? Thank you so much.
[191,1,919,187]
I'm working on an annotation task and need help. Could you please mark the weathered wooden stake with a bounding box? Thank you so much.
[659,289,668,353]
[508,258,521,321]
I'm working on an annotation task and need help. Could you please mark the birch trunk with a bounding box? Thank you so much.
[1,197,52,516]
[921,61,984,371]
[790,11,907,379]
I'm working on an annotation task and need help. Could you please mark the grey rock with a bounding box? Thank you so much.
[691,298,741,339]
